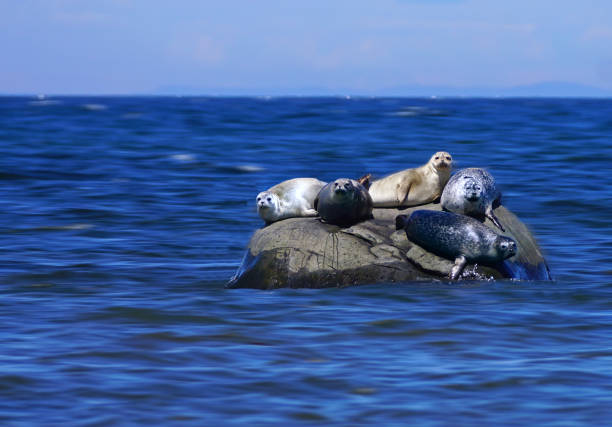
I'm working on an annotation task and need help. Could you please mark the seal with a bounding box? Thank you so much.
[395,210,517,280]
[440,167,504,231]
[368,151,453,208]
[314,178,373,227]
[256,178,327,224]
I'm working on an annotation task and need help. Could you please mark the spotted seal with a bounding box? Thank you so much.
[314,178,373,227]
[441,167,504,231]
[368,151,453,208]
[256,178,327,224]
[395,210,517,280]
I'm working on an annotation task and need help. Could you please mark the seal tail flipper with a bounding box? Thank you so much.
[395,214,408,230]
[486,207,505,232]
[357,173,372,190]
[450,255,467,280]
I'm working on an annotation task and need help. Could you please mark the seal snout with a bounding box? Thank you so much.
[463,182,482,201]
[333,180,353,194]
[466,192,480,202]
[433,152,453,170]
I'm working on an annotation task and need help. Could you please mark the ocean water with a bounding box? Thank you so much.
[0,96,611,425]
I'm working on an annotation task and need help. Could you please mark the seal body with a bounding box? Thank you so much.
[395,210,517,280]
[368,151,453,208]
[441,167,504,231]
[314,178,373,227]
[256,178,327,224]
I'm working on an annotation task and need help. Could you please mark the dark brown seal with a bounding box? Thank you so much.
[314,178,373,227]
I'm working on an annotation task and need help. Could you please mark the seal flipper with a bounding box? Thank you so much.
[395,214,409,231]
[357,173,372,190]
[450,255,467,280]
[486,207,505,232]
[396,182,411,207]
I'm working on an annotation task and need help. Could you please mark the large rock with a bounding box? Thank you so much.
[226,203,552,289]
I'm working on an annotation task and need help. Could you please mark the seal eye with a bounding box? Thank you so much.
[257,197,260,201]
[446,156,451,161]
[435,156,439,160]
[267,197,271,202]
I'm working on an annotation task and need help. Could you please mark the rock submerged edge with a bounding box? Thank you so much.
[226,203,552,289]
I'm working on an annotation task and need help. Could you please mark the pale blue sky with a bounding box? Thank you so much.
[1,0,611,95]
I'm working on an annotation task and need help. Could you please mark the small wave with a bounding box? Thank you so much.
[35,223,94,231]
[197,262,241,268]
[7,223,94,234]
[82,104,108,111]
[29,100,62,106]
[170,153,197,163]
[234,164,264,172]
[121,112,144,119]
[389,106,447,117]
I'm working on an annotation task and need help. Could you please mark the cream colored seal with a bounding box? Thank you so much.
[368,151,453,208]
[256,178,327,224]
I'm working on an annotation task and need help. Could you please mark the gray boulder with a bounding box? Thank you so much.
[226,203,551,289]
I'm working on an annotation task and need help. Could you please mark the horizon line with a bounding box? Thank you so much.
[2,92,612,99]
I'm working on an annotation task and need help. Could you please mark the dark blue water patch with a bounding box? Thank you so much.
[1,96,612,424]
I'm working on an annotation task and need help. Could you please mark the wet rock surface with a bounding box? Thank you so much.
[226,203,552,289]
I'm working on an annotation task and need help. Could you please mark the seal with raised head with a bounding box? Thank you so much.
[441,167,504,231]
[314,178,373,227]
[395,210,517,280]
[256,178,327,224]
[368,151,453,208]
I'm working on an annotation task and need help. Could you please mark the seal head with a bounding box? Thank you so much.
[430,151,453,172]
[314,178,373,227]
[441,167,505,231]
[396,210,517,280]
[256,191,281,220]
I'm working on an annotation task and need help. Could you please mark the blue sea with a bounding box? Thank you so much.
[1,96,611,425]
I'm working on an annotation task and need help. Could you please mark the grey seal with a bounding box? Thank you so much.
[368,151,453,208]
[441,167,505,231]
[314,178,373,227]
[395,210,517,280]
[256,178,327,224]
